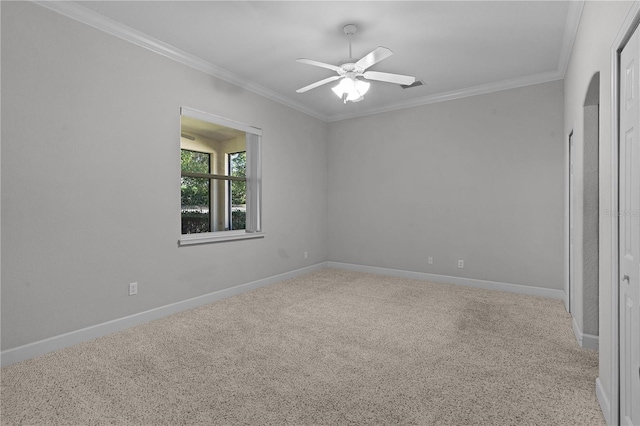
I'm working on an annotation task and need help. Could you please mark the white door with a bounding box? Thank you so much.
[619,22,640,426]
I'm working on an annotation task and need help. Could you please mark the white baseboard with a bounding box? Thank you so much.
[572,317,600,350]
[596,377,611,425]
[0,261,572,367]
[327,261,566,300]
[0,262,328,367]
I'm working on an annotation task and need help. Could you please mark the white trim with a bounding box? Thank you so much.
[327,262,565,300]
[582,333,600,351]
[610,29,621,426]
[0,260,574,367]
[33,1,328,122]
[34,1,583,124]
[609,3,640,425]
[178,231,265,246]
[0,262,328,367]
[572,317,600,350]
[558,1,586,78]
[565,127,576,314]
[596,377,612,426]
[326,71,564,122]
[180,107,262,137]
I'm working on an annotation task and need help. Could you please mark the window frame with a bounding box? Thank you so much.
[179,107,263,246]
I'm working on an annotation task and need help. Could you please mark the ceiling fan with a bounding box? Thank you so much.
[296,24,416,103]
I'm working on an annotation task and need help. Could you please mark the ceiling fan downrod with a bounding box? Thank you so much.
[343,24,357,60]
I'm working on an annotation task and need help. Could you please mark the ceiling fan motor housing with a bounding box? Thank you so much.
[338,63,363,76]
[343,24,357,37]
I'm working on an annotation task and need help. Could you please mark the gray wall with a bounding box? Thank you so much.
[1,2,328,350]
[328,81,565,290]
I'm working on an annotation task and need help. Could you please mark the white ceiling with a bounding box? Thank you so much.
[54,1,582,122]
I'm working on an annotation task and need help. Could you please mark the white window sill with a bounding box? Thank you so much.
[179,231,265,246]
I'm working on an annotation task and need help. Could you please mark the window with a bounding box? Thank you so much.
[179,107,262,245]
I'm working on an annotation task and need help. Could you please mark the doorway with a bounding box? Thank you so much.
[567,74,600,348]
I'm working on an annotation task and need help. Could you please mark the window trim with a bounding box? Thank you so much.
[179,107,263,246]
[180,107,262,137]
[179,230,264,246]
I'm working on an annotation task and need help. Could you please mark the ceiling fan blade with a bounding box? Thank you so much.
[296,58,341,73]
[363,71,415,86]
[296,76,341,93]
[355,47,393,70]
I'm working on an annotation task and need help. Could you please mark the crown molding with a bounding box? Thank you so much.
[34,1,330,122]
[326,70,564,122]
[558,0,585,77]
[34,0,583,124]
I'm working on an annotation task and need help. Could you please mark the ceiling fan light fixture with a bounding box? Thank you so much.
[332,77,370,103]
[355,79,370,95]
[331,78,350,98]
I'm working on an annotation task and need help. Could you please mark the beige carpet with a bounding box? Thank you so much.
[1,269,604,425]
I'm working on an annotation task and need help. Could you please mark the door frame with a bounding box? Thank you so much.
[567,130,574,314]
[611,4,640,424]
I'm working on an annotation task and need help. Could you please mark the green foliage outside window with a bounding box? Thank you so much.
[229,151,246,230]
[230,152,246,206]
[181,150,210,207]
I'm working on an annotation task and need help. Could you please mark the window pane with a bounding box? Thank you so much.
[229,151,246,177]
[181,176,210,234]
[230,179,246,230]
[181,149,210,173]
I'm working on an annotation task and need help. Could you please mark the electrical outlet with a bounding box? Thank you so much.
[428,257,433,264]
[458,260,464,268]
[129,282,138,296]
[304,251,309,259]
